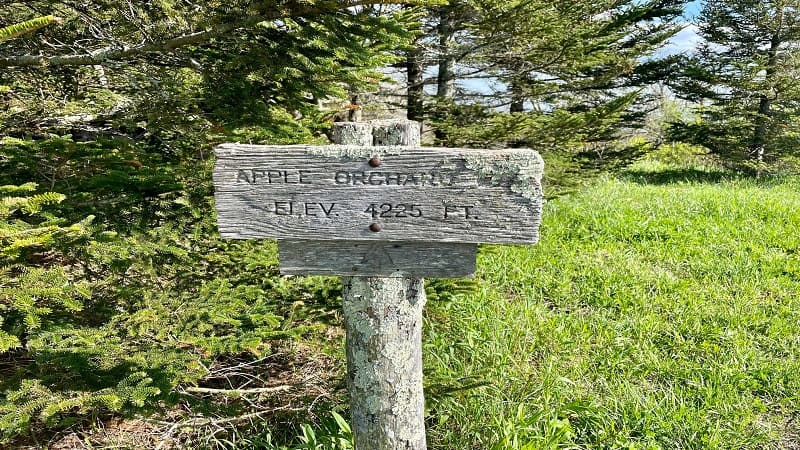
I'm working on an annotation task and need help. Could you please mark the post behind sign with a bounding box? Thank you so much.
[334,119,427,450]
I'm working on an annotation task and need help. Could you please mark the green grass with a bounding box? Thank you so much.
[422,164,800,449]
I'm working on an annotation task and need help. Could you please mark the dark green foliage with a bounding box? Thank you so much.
[0,181,94,353]
[0,374,159,439]
[0,2,430,443]
[0,130,347,443]
[428,0,686,156]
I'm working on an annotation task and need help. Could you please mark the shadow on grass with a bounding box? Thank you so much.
[619,168,741,185]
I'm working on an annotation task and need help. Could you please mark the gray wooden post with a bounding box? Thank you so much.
[333,120,427,450]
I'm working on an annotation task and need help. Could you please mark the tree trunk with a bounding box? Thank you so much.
[751,95,770,165]
[436,8,456,101]
[333,119,427,450]
[406,45,425,124]
[749,7,782,167]
[510,81,525,113]
[434,8,457,144]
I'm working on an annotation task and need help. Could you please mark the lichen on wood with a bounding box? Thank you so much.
[464,150,545,202]
[342,276,427,450]
[334,119,428,450]
[333,122,373,147]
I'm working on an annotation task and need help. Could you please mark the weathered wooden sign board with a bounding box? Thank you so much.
[213,144,544,244]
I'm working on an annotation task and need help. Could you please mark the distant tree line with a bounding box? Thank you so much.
[400,0,800,171]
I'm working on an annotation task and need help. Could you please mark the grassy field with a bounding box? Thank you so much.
[421,162,800,449]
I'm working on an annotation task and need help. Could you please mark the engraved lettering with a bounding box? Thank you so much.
[464,206,478,219]
[251,169,266,183]
[364,203,423,219]
[319,203,335,217]
[368,172,384,185]
[237,169,315,184]
[334,171,350,184]
[304,203,318,216]
[331,170,457,186]
[361,244,394,268]
[275,201,293,215]
[385,173,400,185]
[351,171,366,184]
[444,205,478,219]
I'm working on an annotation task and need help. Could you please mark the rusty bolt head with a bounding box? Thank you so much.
[369,223,383,232]
[368,157,382,168]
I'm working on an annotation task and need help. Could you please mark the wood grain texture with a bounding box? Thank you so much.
[213,144,543,244]
[371,119,421,146]
[278,240,476,277]
[337,120,427,450]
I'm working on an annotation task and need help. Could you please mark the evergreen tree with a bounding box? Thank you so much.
[669,0,800,169]
[428,0,687,155]
[0,1,424,136]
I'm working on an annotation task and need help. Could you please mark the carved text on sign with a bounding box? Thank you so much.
[250,201,481,221]
[213,145,544,244]
[236,169,312,184]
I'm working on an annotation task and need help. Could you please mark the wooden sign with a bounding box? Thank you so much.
[213,120,545,450]
[213,144,544,244]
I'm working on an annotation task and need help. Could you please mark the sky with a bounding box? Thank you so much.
[661,24,701,56]
[456,1,706,95]
[685,0,702,18]
[660,1,703,56]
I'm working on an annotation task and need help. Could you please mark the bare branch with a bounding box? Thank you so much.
[182,385,294,395]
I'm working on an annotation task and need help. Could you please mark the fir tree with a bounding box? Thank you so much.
[426,0,687,155]
[669,0,800,169]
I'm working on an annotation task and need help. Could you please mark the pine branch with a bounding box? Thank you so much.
[0,16,62,44]
[0,0,429,68]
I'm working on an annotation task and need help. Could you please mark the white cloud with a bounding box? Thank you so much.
[659,24,702,57]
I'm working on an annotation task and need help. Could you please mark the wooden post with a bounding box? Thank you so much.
[333,120,428,450]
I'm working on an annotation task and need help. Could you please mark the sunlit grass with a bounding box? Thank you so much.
[423,167,800,449]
